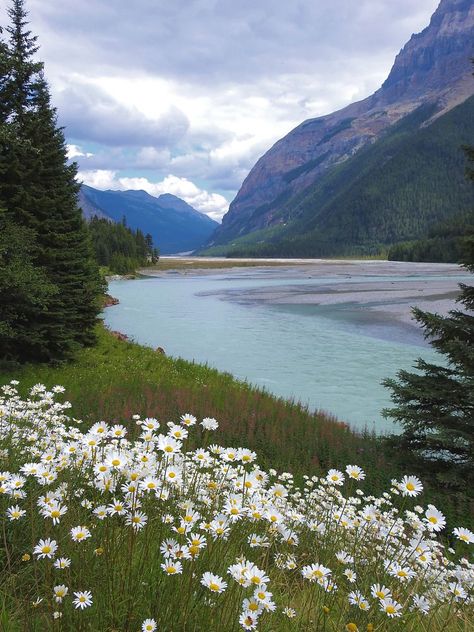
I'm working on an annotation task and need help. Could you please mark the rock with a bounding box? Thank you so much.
[104,294,120,307]
[110,330,129,341]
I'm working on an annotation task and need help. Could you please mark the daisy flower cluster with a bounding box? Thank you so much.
[0,382,473,631]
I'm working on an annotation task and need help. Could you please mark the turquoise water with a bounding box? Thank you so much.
[104,270,457,433]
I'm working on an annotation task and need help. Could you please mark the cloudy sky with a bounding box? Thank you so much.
[1,0,440,221]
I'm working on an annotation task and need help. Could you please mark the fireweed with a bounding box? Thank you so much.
[0,382,472,631]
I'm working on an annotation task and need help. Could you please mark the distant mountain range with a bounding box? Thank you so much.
[79,185,217,254]
[204,0,474,257]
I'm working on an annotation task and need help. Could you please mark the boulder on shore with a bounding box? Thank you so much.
[104,294,120,307]
[110,330,129,342]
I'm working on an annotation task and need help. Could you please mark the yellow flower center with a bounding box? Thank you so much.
[376,591,385,599]
[147,482,156,489]
[386,606,395,615]
[249,602,259,611]
[428,516,438,524]
[165,446,173,453]
[51,510,60,518]
[41,546,51,554]
[209,582,220,592]
[111,459,120,466]
[230,508,239,515]
[406,482,415,491]
[166,566,176,574]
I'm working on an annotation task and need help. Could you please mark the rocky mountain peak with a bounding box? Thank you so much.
[380,0,474,102]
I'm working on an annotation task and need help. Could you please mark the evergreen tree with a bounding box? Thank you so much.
[382,145,474,488]
[0,0,103,362]
[0,206,57,363]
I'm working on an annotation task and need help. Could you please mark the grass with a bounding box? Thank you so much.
[141,258,305,273]
[0,326,472,529]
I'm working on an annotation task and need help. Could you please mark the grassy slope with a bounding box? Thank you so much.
[0,326,377,478]
[1,325,472,526]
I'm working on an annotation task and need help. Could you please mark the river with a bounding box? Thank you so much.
[104,260,467,433]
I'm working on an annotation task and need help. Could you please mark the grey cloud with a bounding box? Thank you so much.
[55,83,189,147]
[25,0,438,87]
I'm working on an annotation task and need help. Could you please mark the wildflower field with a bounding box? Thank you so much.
[1,327,471,526]
[1,381,473,631]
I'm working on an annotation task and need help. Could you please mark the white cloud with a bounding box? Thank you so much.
[78,170,229,222]
[66,144,94,159]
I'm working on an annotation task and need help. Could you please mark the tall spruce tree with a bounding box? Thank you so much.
[382,145,474,488]
[0,206,58,363]
[0,0,103,362]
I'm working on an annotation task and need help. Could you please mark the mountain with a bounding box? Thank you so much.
[79,185,218,254]
[207,0,474,256]
[78,187,110,221]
